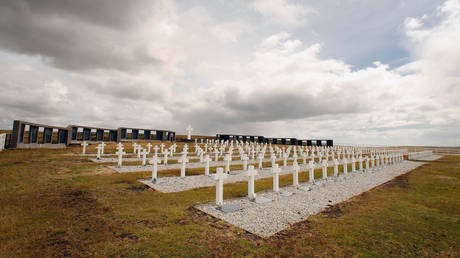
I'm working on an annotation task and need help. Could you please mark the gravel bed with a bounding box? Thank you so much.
[409,155,443,161]
[107,157,306,173]
[138,163,313,193]
[195,161,423,238]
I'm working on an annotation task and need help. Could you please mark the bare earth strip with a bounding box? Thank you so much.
[195,161,424,238]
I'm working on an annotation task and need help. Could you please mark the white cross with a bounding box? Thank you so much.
[293,163,300,186]
[153,145,159,156]
[214,148,219,162]
[186,125,194,140]
[271,154,277,167]
[149,155,161,183]
[257,153,264,169]
[223,154,232,173]
[272,164,281,192]
[81,141,88,155]
[343,158,348,174]
[213,167,228,206]
[146,143,152,154]
[322,159,328,179]
[333,159,339,176]
[179,155,189,178]
[241,154,249,171]
[204,154,212,176]
[160,143,165,153]
[141,149,148,166]
[308,160,315,182]
[351,156,356,172]
[96,144,103,160]
[163,150,169,165]
[137,145,142,159]
[100,142,106,154]
[116,148,126,167]
[247,165,258,200]
[133,143,138,154]
[365,156,370,172]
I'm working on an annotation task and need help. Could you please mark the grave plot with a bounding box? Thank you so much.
[195,160,422,238]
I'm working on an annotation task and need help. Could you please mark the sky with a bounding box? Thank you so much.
[0,0,459,146]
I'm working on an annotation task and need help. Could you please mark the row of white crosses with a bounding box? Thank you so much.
[212,151,406,207]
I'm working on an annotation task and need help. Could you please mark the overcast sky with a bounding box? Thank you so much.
[0,0,459,146]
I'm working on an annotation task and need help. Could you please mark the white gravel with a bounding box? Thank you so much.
[138,163,306,193]
[408,155,443,161]
[195,160,424,238]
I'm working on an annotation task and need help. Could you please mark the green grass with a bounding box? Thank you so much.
[0,147,459,257]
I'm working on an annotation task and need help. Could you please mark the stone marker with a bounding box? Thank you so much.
[146,143,152,154]
[247,165,258,200]
[272,164,281,192]
[100,142,106,154]
[343,158,348,174]
[213,167,227,206]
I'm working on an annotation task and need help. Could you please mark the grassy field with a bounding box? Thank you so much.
[0,145,459,257]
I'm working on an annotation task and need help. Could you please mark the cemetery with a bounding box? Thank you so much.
[0,123,458,256]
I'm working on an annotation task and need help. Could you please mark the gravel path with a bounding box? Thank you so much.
[195,160,423,238]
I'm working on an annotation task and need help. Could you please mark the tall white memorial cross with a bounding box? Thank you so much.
[213,167,227,206]
[247,165,258,200]
[149,155,161,183]
[322,159,328,179]
[293,163,300,186]
[186,125,194,140]
[223,154,231,173]
[81,141,88,155]
[116,148,126,167]
[204,154,212,176]
[308,160,315,183]
[160,143,165,153]
[96,144,103,160]
[359,156,363,171]
[272,164,282,192]
[179,155,189,178]
[242,154,249,171]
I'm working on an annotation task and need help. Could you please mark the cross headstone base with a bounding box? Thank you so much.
[218,204,243,213]
[253,196,272,204]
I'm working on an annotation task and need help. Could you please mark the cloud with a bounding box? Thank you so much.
[0,0,183,72]
[252,0,316,27]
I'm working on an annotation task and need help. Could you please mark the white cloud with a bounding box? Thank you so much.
[252,0,316,27]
